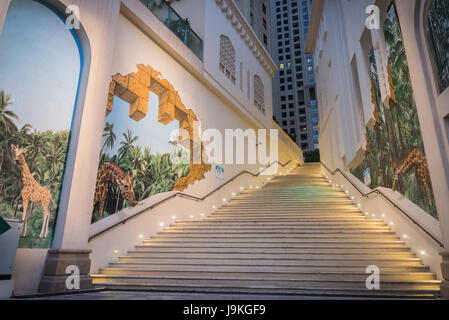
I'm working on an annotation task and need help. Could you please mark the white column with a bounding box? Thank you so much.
[0,0,11,37]
[39,0,121,293]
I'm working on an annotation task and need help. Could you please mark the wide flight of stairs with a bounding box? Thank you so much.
[91,163,441,298]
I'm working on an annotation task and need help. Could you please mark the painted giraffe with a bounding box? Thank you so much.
[392,148,433,205]
[11,144,55,239]
[93,162,138,220]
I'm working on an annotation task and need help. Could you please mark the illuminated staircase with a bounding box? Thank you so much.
[91,163,441,298]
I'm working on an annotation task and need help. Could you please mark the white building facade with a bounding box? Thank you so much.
[306,0,449,296]
[0,0,302,296]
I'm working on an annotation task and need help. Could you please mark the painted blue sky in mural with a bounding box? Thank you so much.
[0,0,80,132]
[107,93,181,156]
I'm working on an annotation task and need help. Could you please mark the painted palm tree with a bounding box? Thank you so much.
[0,91,18,139]
[44,138,67,179]
[428,0,449,92]
[102,122,116,154]
[118,129,138,162]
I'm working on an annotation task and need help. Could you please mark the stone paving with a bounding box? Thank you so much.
[14,290,365,300]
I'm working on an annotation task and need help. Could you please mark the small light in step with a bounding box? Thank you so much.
[403,235,408,239]
[139,235,144,239]
[389,222,394,226]
[190,215,194,219]
[372,214,376,217]
[345,190,349,194]
[250,186,253,189]
[240,186,244,190]
[200,213,204,217]
[160,222,165,226]
[172,216,176,219]
[357,204,361,208]
[365,212,369,215]
[223,198,227,202]
[256,186,260,189]
[113,249,119,255]
[212,205,216,209]
[381,214,385,218]
[232,192,236,196]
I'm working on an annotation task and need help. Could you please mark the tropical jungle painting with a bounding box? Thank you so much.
[427,0,449,93]
[92,93,191,223]
[0,0,81,248]
[352,3,437,218]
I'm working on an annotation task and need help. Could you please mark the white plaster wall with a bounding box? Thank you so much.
[87,13,301,272]
[321,165,444,279]
[203,0,274,130]
[2,0,300,295]
[312,0,449,252]
[11,249,48,296]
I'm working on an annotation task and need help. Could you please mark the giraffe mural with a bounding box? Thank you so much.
[392,148,433,206]
[93,162,138,220]
[11,145,55,239]
[351,4,437,218]
[92,64,211,222]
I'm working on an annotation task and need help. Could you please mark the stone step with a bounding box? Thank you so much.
[204,216,368,221]
[98,268,437,281]
[142,240,406,248]
[214,209,362,213]
[90,282,439,298]
[91,275,440,293]
[159,229,394,235]
[109,262,430,273]
[133,246,411,254]
[163,225,391,231]
[155,232,400,239]
[173,221,386,227]
[151,235,402,242]
[127,251,416,259]
[118,256,425,266]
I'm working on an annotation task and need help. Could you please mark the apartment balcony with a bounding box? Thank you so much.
[140,0,203,60]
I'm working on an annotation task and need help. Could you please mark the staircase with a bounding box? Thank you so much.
[91,163,441,298]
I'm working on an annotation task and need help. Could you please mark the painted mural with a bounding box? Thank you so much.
[0,0,81,247]
[92,65,211,223]
[352,3,437,218]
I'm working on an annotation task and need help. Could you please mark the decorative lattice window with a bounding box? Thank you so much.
[219,35,236,84]
[427,0,449,93]
[254,75,265,114]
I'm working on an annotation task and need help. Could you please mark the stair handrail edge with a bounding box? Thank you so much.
[89,160,297,240]
[320,162,444,248]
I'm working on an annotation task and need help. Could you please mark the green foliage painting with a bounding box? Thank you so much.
[427,0,449,93]
[0,0,81,248]
[0,95,69,247]
[91,94,191,223]
[352,3,438,219]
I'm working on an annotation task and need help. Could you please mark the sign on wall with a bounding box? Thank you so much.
[215,165,225,180]
[363,168,371,187]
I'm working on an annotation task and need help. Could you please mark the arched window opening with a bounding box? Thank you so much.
[219,35,236,84]
[427,0,449,93]
[254,75,265,114]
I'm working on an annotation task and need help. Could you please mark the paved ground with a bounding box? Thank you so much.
[14,290,370,300]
